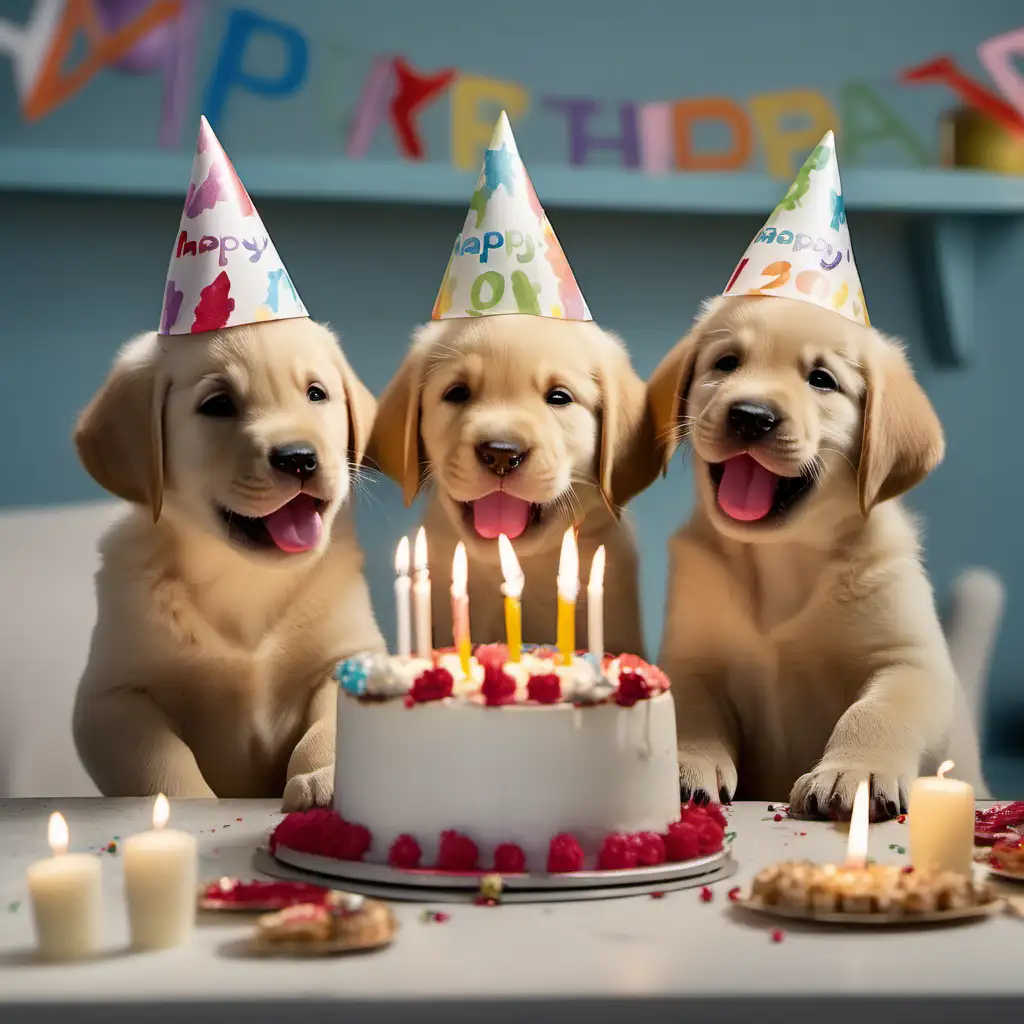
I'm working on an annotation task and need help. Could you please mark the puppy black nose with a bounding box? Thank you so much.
[269,443,318,480]
[475,440,528,477]
[727,402,780,443]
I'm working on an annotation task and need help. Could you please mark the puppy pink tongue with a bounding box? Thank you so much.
[717,454,778,522]
[472,492,531,539]
[263,494,322,553]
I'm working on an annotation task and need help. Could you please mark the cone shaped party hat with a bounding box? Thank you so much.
[431,112,591,321]
[158,117,308,335]
[721,131,869,327]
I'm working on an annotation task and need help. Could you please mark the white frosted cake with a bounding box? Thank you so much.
[271,644,728,874]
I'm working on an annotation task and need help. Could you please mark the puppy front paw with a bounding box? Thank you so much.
[790,763,908,822]
[678,743,738,805]
[282,765,334,812]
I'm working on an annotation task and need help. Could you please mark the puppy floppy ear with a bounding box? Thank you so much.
[74,332,168,522]
[335,352,376,468]
[646,328,701,475]
[366,347,425,507]
[858,337,945,516]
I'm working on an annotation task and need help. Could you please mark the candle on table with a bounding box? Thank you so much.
[845,778,871,868]
[394,536,411,659]
[587,545,606,662]
[123,794,198,950]
[451,541,472,679]
[556,527,579,666]
[498,533,524,664]
[26,812,102,961]
[908,760,975,875]
[413,527,432,659]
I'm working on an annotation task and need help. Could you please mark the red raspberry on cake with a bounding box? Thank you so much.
[527,673,561,704]
[615,670,652,707]
[481,664,517,706]
[388,834,422,869]
[547,833,585,873]
[331,821,372,861]
[695,821,725,855]
[664,821,700,861]
[493,843,527,873]
[598,833,639,870]
[437,830,479,871]
[633,831,666,866]
[410,666,454,703]
[475,643,509,673]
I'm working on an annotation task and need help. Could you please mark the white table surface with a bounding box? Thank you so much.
[0,798,1019,1023]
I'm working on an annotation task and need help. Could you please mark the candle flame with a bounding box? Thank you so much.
[414,527,428,574]
[395,536,410,576]
[937,759,955,779]
[451,542,468,597]
[153,792,170,831]
[845,779,871,868]
[588,545,606,593]
[48,812,69,856]
[497,534,524,598]
[557,527,579,601]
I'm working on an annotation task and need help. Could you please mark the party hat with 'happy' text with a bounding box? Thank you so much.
[431,112,591,321]
[158,116,308,335]
[721,131,869,327]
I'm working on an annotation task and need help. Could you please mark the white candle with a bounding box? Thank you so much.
[845,778,871,868]
[413,527,432,658]
[908,760,975,875]
[26,812,102,961]
[394,536,411,659]
[123,794,198,950]
[587,545,606,662]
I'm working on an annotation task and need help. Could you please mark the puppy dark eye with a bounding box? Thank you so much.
[713,354,740,373]
[546,387,574,406]
[443,383,471,404]
[808,367,839,392]
[307,383,328,403]
[197,392,236,418]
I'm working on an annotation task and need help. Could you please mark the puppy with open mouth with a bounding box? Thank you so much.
[370,115,652,657]
[647,132,988,820]
[72,119,383,810]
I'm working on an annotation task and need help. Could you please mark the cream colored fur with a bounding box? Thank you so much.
[368,314,654,656]
[72,319,383,809]
[647,295,989,817]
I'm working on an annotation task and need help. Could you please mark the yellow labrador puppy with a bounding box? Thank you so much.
[647,294,988,819]
[370,314,652,656]
[73,318,383,809]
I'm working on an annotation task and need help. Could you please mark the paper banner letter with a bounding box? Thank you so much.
[450,73,530,171]
[838,82,930,166]
[544,97,640,168]
[748,89,839,178]
[346,55,394,158]
[639,102,672,174]
[978,29,1024,122]
[204,9,308,129]
[390,57,456,160]
[672,97,751,170]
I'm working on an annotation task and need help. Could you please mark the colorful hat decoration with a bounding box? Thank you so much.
[431,112,591,322]
[158,116,308,336]
[721,130,869,327]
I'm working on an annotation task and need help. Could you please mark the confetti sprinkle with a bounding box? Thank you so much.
[236,817,243,822]
[897,815,907,824]
[888,844,907,855]
[727,887,741,903]
[7,900,20,913]
[105,841,118,855]
[650,891,666,900]
[421,909,450,924]
[901,865,915,874]
[699,886,713,903]
[725,831,737,842]
[771,929,785,943]
[773,814,783,822]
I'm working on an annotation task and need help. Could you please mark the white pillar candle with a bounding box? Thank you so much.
[587,545,606,662]
[123,794,198,950]
[26,812,102,961]
[908,760,975,875]
[394,536,411,659]
[413,527,432,658]
[845,778,871,868]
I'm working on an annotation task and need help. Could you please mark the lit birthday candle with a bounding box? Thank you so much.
[845,778,871,868]
[556,527,579,666]
[451,542,472,679]
[413,527,432,659]
[394,536,411,659]
[498,533,524,663]
[908,760,975,875]
[587,545,606,663]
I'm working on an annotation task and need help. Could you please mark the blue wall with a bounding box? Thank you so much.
[2,0,1023,788]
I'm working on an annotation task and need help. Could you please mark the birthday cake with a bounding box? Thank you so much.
[270,644,726,874]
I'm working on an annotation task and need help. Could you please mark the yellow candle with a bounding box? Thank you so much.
[587,545,606,662]
[413,527,432,659]
[908,760,975,875]
[498,533,524,663]
[451,541,472,679]
[26,812,102,961]
[123,794,198,950]
[556,527,578,665]
[394,537,411,659]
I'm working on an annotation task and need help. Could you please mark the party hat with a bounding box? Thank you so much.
[158,116,308,335]
[431,112,591,321]
[721,131,869,327]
